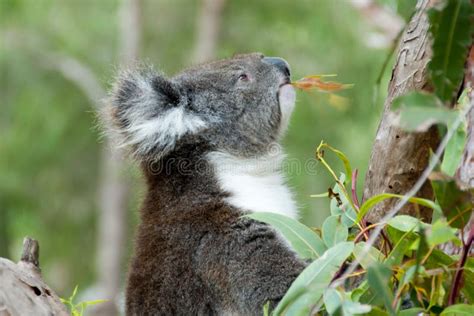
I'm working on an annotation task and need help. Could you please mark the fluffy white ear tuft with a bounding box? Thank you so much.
[104,66,206,159]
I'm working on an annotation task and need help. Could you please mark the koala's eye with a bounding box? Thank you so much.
[238,73,249,81]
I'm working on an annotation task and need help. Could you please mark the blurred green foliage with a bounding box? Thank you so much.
[0,0,396,294]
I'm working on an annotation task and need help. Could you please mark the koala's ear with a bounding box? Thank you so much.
[104,66,206,160]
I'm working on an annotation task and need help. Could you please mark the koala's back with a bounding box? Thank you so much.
[126,193,304,316]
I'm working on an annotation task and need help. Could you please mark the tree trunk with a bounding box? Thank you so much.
[191,0,226,64]
[94,1,141,315]
[362,0,438,224]
[0,237,68,316]
[95,145,129,316]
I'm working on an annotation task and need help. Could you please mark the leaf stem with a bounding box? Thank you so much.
[354,222,383,243]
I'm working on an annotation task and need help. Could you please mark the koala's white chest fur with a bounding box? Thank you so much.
[207,150,298,219]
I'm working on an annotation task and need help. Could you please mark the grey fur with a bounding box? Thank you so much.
[103,53,305,315]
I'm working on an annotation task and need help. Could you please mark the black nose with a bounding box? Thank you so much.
[263,57,291,78]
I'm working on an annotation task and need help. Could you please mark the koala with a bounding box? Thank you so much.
[104,53,306,315]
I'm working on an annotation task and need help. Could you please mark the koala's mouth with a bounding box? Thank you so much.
[279,78,291,88]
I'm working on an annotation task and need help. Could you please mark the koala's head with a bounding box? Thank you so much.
[105,53,296,161]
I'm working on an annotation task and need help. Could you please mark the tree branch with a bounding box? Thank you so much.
[0,237,68,316]
[41,53,105,106]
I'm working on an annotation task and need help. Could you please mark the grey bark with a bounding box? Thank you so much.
[362,0,438,224]
[0,237,68,316]
[191,0,226,64]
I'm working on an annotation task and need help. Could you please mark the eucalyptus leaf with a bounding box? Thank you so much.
[431,177,473,229]
[286,290,370,316]
[385,226,419,266]
[367,263,395,315]
[245,212,326,259]
[323,288,343,315]
[440,304,474,315]
[366,306,390,316]
[322,215,348,248]
[324,288,372,316]
[398,308,426,316]
[399,264,419,289]
[441,123,467,176]
[428,0,474,103]
[391,92,459,131]
[396,0,417,22]
[273,242,354,315]
[425,249,455,270]
[426,219,458,247]
[353,242,384,269]
[283,292,317,316]
[461,270,474,302]
[387,215,427,233]
[357,193,441,223]
[342,300,371,315]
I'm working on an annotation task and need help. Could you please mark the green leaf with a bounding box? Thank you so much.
[263,301,270,316]
[245,212,326,259]
[442,123,467,177]
[391,92,459,131]
[399,264,419,288]
[396,0,417,22]
[357,193,441,223]
[392,91,444,111]
[387,215,426,233]
[323,288,343,315]
[428,0,474,103]
[342,300,371,315]
[385,227,418,265]
[322,215,348,247]
[431,177,473,229]
[273,242,354,315]
[353,242,385,269]
[461,270,474,302]
[398,308,426,316]
[426,219,458,246]
[355,280,387,306]
[282,292,316,316]
[367,263,395,315]
[440,304,474,315]
[425,248,455,269]
[366,306,390,316]
[324,288,372,316]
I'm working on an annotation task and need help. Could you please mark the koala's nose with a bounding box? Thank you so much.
[263,57,291,78]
